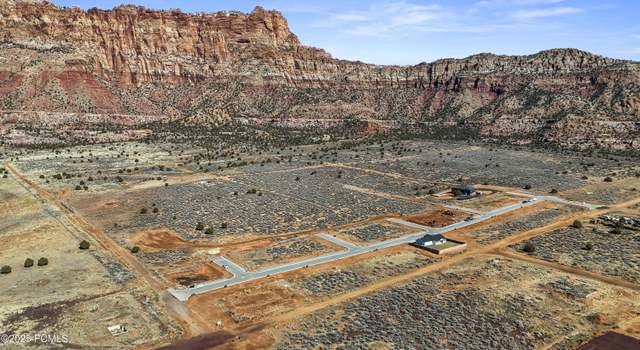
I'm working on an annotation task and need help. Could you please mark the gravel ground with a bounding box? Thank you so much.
[294,252,435,297]
[564,185,640,205]
[340,223,406,242]
[231,236,330,270]
[351,140,636,193]
[471,206,578,244]
[276,257,600,350]
[139,175,426,239]
[513,225,640,283]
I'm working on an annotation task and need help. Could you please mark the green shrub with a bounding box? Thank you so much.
[572,220,583,229]
[0,265,11,274]
[205,228,214,235]
[24,258,34,268]
[220,222,228,229]
[79,240,90,249]
[195,222,205,231]
[140,208,148,214]
[522,242,535,253]
[37,257,48,266]
[130,246,140,254]
[584,242,593,251]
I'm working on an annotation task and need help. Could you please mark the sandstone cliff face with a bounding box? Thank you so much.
[0,1,639,151]
[0,0,323,84]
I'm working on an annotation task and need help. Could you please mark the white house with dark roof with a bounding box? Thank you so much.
[413,234,447,247]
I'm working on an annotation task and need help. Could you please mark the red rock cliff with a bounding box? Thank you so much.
[0,0,638,151]
[0,0,331,84]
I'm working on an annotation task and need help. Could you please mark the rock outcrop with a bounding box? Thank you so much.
[0,0,639,151]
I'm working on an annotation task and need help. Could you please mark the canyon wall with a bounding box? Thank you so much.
[0,0,639,151]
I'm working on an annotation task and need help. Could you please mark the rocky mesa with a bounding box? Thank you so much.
[0,0,639,151]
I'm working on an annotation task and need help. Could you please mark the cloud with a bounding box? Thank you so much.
[332,14,371,22]
[614,48,640,55]
[475,0,566,7]
[315,2,458,38]
[313,0,584,39]
[512,6,583,19]
[517,0,567,3]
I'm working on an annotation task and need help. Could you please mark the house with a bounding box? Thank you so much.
[413,234,447,247]
[107,325,127,336]
[412,234,467,255]
[451,184,477,197]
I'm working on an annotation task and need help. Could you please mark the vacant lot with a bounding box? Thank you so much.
[69,169,428,245]
[11,142,186,193]
[562,177,640,205]
[338,222,411,243]
[355,141,632,193]
[225,235,341,271]
[444,192,522,211]
[406,207,468,227]
[291,249,436,297]
[5,138,639,349]
[469,204,580,244]
[187,248,435,327]
[273,255,640,350]
[513,222,640,283]
[0,176,169,348]
[167,261,231,286]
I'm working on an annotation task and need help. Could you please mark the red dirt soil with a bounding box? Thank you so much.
[167,262,230,286]
[406,208,467,227]
[130,229,190,250]
[576,332,640,350]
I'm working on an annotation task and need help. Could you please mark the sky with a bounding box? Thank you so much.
[50,0,640,65]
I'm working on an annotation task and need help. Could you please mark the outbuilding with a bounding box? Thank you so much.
[107,324,127,336]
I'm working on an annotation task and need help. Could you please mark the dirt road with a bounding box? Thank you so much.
[4,162,214,340]
[494,250,640,291]
[270,193,640,324]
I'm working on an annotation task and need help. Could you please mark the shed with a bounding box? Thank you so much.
[107,325,127,336]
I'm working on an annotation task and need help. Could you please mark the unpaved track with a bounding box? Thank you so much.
[270,194,640,324]
[5,162,163,290]
[494,250,640,291]
[4,162,214,339]
[326,162,429,183]
[10,157,640,346]
[195,193,640,346]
